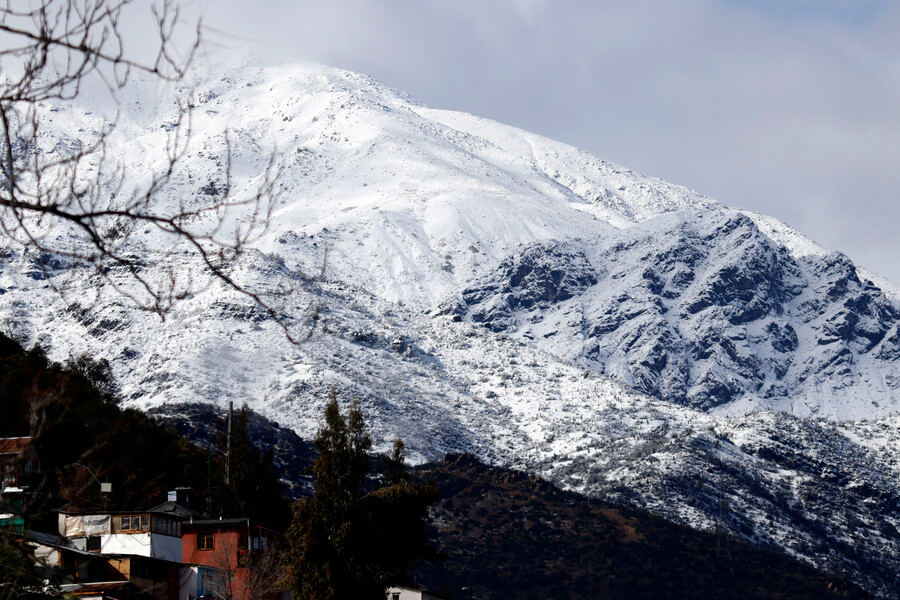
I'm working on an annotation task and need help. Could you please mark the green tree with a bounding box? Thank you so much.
[0,532,52,599]
[283,390,438,600]
[384,438,410,487]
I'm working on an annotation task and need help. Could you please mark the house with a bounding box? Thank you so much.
[148,488,206,522]
[385,586,449,600]
[181,518,283,600]
[0,436,40,493]
[58,509,187,561]
[0,512,25,534]
[33,523,184,600]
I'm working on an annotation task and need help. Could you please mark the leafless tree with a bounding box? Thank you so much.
[0,0,313,341]
[206,533,240,600]
[206,532,284,600]
[241,542,284,600]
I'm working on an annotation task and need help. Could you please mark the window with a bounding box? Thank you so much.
[2,462,16,485]
[119,515,150,533]
[86,536,101,552]
[197,533,214,550]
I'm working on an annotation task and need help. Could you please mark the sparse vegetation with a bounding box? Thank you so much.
[412,454,872,600]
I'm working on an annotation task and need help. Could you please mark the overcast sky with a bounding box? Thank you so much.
[184,0,900,282]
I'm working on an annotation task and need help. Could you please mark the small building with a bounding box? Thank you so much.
[0,436,40,492]
[182,518,282,600]
[386,586,448,600]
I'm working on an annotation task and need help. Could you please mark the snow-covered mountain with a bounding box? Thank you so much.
[2,63,900,595]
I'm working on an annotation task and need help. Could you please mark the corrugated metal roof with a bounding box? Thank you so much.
[183,518,250,528]
[147,500,207,519]
[0,437,31,454]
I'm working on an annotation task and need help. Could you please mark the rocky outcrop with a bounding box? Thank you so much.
[446,210,900,413]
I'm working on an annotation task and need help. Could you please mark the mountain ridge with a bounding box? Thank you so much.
[3,61,900,595]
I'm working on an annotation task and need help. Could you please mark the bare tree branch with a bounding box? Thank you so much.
[0,0,317,342]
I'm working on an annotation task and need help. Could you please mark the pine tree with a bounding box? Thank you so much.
[283,390,438,600]
[384,438,410,487]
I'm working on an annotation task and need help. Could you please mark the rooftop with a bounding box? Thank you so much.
[0,437,32,454]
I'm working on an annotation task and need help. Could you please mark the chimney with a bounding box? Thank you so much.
[167,487,192,506]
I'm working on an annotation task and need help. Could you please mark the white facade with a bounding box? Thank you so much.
[99,532,182,561]
[30,543,60,567]
[386,587,444,600]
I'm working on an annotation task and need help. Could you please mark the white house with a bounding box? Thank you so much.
[386,586,448,600]
[58,510,184,562]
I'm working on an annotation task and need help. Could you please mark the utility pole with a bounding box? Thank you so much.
[225,401,233,487]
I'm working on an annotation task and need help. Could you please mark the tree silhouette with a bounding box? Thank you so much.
[283,390,439,600]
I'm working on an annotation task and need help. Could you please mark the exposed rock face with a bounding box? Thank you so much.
[450,210,900,413]
[439,241,598,332]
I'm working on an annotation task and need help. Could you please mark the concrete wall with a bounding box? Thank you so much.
[151,532,183,562]
[102,532,152,556]
[98,532,182,562]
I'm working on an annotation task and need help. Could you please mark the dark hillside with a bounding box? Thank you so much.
[0,333,210,520]
[0,333,290,530]
[412,454,871,600]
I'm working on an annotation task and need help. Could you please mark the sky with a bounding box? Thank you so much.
[178,0,900,282]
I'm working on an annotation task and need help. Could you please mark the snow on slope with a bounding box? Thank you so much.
[97,61,899,421]
[3,62,900,595]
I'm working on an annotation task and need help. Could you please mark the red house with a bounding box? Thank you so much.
[181,518,284,600]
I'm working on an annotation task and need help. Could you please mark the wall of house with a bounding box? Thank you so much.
[182,529,245,567]
[61,514,111,537]
[150,533,183,562]
[183,528,262,600]
[178,565,200,600]
[31,543,59,568]
[98,532,181,562]
[102,532,152,556]
[131,559,180,600]
[108,557,132,579]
